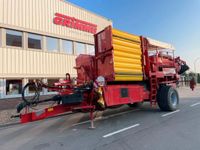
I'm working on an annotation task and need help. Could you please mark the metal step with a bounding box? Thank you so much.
[149,74,158,106]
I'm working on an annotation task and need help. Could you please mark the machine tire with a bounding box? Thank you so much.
[22,82,40,104]
[157,86,179,111]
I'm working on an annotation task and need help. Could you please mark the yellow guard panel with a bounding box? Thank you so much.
[112,29,143,81]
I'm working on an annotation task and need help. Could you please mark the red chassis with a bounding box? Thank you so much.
[20,104,95,126]
[18,83,148,128]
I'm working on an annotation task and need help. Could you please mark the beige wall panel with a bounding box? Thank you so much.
[0,49,2,73]
[0,1,2,22]
[19,50,23,74]
[0,0,112,44]
[0,48,77,78]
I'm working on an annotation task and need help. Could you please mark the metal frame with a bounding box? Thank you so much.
[20,104,95,124]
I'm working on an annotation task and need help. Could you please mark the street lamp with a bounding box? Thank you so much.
[194,57,200,82]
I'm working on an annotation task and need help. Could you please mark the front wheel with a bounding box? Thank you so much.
[157,86,179,111]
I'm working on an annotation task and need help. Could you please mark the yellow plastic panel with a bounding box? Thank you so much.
[113,36,140,46]
[114,62,142,69]
[115,67,142,74]
[115,75,143,81]
[114,56,141,64]
[112,29,140,42]
[114,51,141,59]
[113,38,140,49]
[112,28,143,81]
[113,45,141,55]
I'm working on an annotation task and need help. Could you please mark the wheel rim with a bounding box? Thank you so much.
[170,92,178,107]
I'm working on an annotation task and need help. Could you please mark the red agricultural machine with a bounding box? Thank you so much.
[16,26,189,128]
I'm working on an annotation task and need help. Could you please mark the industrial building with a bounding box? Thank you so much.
[0,0,112,99]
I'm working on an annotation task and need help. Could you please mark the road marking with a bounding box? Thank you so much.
[72,109,140,126]
[190,102,200,107]
[99,109,140,120]
[161,109,180,117]
[72,120,91,126]
[103,124,140,138]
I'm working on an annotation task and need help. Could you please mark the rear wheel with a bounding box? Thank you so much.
[157,86,179,111]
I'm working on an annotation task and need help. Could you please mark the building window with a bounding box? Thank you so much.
[87,45,95,55]
[28,33,42,49]
[6,80,22,95]
[76,42,85,55]
[62,40,73,54]
[6,29,22,47]
[47,37,58,52]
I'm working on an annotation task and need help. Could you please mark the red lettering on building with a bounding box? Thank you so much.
[53,13,97,34]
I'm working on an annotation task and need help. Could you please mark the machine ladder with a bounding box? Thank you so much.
[149,74,158,106]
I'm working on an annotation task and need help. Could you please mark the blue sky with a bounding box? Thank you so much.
[68,0,200,72]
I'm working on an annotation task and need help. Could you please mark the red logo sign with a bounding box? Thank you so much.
[53,13,97,34]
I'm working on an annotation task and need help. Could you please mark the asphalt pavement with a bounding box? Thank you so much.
[0,87,200,150]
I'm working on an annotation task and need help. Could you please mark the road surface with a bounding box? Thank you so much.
[0,87,200,150]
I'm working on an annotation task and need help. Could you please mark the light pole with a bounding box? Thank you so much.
[194,57,200,83]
